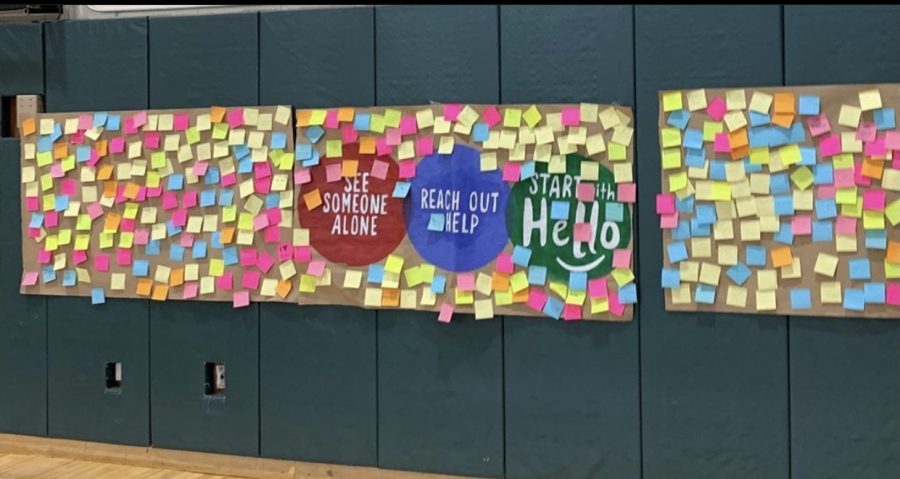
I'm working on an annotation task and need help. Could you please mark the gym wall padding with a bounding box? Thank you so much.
[1,5,900,479]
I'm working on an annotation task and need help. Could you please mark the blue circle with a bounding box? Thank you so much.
[405,145,510,272]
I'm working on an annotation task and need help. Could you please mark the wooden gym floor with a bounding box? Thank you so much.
[0,452,243,478]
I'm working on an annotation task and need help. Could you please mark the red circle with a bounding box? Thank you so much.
[297,143,406,266]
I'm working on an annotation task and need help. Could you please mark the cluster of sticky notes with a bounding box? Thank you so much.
[20,105,299,308]
[294,104,636,321]
[658,85,900,316]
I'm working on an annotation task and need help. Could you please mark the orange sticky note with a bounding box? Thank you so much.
[492,272,510,291]
[730,145,749,161]
[337,107,355,122]
[151,284,169,301]
[359,137,376,154]
[21,118,36,136]
[861,157,885,179]
[729,128,748,149]
[136,278,153,297]
[210,106,226,123]
[103,181,117,198]
[53,143,68,160]
[772,113,794,129]
[341,160,359,177]
[98,164,114,180]
[95,140,108,157]
[123,182,140,200]
[169,268,184,287]
[276,280,292,299]
[303,189,322,210]
[512,288,530,303]
[771,246,793,268]
[382,288,400,307]
[888,241,900,264]
[104,212,121,231]
[221,226,235,244]
[774,93,795,114]
[296,110,312,127]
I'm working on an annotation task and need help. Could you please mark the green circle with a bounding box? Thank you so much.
[506,154,631,282]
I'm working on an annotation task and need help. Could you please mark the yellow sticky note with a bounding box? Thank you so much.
[727,286,748,308]
[455,289,474,305]
[299,274,318,293]
[509,271,528,292]
[662,91,683,112]
[859,89,882,111]
[522,105,542,128]
[580,161,599,181]
[821,281,842,304]
[473,299,494,320]
[504,108,522,128]
[698,262,721,286]
[343,270,362,289]
[660,127,681,148]
[385,254,404,274]
[608,142,627,161]
[661,148,681,170]
[814,253,838,277]
[838,104,861,128]
[756,290,777,311]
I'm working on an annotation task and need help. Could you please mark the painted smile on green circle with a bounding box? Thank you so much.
[506,154,631,282]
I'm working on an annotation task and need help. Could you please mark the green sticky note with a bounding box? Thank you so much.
[212,122,229,140]
[185,127,201,145]
[326,140,343,158]
[384,109,402,128]
[702,121,724,142]
[309,109,327,125]
[522,105,542,128]
[151,151,166,169]
[370,114,386,134]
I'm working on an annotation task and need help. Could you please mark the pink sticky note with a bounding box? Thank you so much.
[656,193,676,215]
[60,179,77,196]
[563,304,582,321]
[341,124,358,143]
[400,115,418,135]
[660,212,679,229]
[444,104,462,121]
[88,149,101,167]
[326,163,342,182]
[72,250,88,264]
[308,259,326,277]
[293,246,312,263]
[123,117,137,134]
[399,160,417,179]
[266,208,281,226]
[277,242,292,262]
[94,254,110,272]
[807,113,831,137]
[438,302,454,323]
[193,161,209,176]
[863,190,886,210]
[50,163,64,178]
[609,291,626,317]
[376,137,393,156]
[253,214,270,232]
[182,191,198,209]
[295,168,312,185]
[833,168,854,188]
[456,273,475,291]
[816,185,835,199]
[526,289,548,311]
[233,290,250,308]
[885,131,900,150]
[496,253,514,273]
[134,229,149,245]
[78,113,93,131]
[257,252,276,273]
[242,271,261,290]
[835,216,857,235]
[864,136,886,156]
[324,109,340,129]
[116,248,132,266]
[70,131,85,145]
[120,218,135,233]
[173,113,190,131]
[577,183,595,202]
[617,183,637,203]
[240,248,258,266]
[217,272,233,290]
[385,128,402,146]
[220,173,237,187]
[561,106,580,126]
[854,162,872,187]
[172,209,188,227]
[254,175,271,193]
[182,282,199,299]
[133,111,147,128]
[856,122,877,142]
[45,211,59,228]
[144,132,160,149]
[227,108,244,129]
[180,232,194,248]
[110,137,125,154]
[588,278,608,298]
[255,162,272,179]
[613,249,632,269]
[713,132,731,152]
[162,191,179,210]
[371,159,389,180]
[707,96,727,121]
[37,249,51,264]
[887,283,900,306]
[482,106,501,127]
[416,136,434,156]
[21,271,38,287]
[792,215,812,235]
[574,223,592,242]
[264,225,281,244]
[819,134,842,157]
[502,162,521,182]
[27,227,40,239]
[25,197,39,212]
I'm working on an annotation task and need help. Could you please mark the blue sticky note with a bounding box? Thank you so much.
[849,258,871,280]
[222,247,238,266]
[683,129,703,149]
[37,136,53,152]
[774,195,794,216]
[619,284,638,304]
[133,259,149,277]
[204,166,220,185]
[671,220,691,241]
[91,288,106,305]
[550,201,570,220]
[799,146,817,166]
[749,111,770,126]
[427,213,444,232]
[605,202,624,222]
[62,270,77,287]
[813,164,833,185]
[695,204,717,225]
[727,263,752,286]
[690,218,710,237]
[302,150,320,167]
[746,245,767,267]
[192,241,207,260]
[234,145,250,160]
[200,189,217,207]
[93,111,108,129]
[684,147,706,168]
[29,213,44,228]
[512,246,532,266]
[542,296,564,320]
[788,123,806,144]
[709,160,726,181]
[528,265,547,285]
[770,174,790,194]
[520,161,536,180]
[676,196,695,214]
[354,112,371,132]
[238,157,254,174]
[392,182,411,198]
[812,221,833,242]
[661,268,681,289]
[51,123,62,141]
[843,288,865,312]
[166,220,182,237]
[169,244,184,261]
[695,284,717,304]
[667,110,691,130]
[865,230,887,250]
[668,241,689,263]
[865,282,886,304]
[743,158,763,173]
[774,222,794,245]
[271,132,287,149]
[106,114,120,131]
[54,195,69,212]
[815,199,836,220]
[210,232,223,249]
[167,173,184,190]
[41,266,56,284]
[295,143,313,161]
[367,265,384,284]
[875,108,895,130]
[265,193,280,209]
[219,189,234,206]
[305,125,325,143]
[791,289,812,310]
[431,274,447,294]
[568,271,587,291]
[76,146,91,162]
[798,95,820,115]
[145,239,160,256]
[472,123,490,142]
